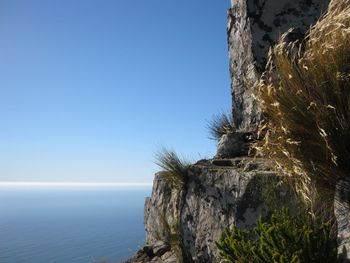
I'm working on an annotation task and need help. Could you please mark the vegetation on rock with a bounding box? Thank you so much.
[254,1,350,201]
[208,112,235,141]
[216,207,339,263]
[155,148,190,189]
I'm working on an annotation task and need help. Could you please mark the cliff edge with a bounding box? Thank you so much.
[127,158,296,263]
[123,1,349,263]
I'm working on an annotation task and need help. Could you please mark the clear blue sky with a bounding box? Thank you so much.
[0,0,231,183]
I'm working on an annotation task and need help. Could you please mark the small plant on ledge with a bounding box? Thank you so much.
[208,112,235,141]
[155,148,191,189]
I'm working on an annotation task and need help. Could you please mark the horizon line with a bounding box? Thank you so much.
[0,181,153,187]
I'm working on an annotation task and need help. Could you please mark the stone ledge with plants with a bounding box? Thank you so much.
[124,0,350,262]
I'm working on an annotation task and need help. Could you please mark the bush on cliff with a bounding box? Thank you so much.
[216,207,339,263]
[254,1,350,200]
[155,148,190,188]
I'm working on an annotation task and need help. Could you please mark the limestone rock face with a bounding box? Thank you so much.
[335,180,350,262]
[215,131,255,158]
[144,172,184,245]
[142,159,296,263]
[123,242,176,263]
[228,0,329,131]
[124,1,347,263]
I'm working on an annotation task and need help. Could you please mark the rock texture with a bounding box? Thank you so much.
[215,132,255,159]
[142,158,296,263]
[123,241,176,263]
[335,180,350,262]
[227,0,350,262]
[228,0,329,131]
[123,1,350,263]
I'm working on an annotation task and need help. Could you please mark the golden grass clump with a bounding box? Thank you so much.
[254,0,350,202]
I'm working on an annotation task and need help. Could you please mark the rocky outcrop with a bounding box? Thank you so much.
[226,1,350,262]
[140,158,297,263]
[228,0,329,131]
[123,241,176,263]
[335,180,350,262]
[123,1,350,263]
[227,1,350,261]
[215,132,255,159]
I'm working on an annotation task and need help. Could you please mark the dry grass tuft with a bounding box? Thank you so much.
[207,112,235,141]
[254,0,350,202]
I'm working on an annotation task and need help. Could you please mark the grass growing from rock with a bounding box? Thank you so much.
[208,112,235,141]
[155,148,190,189]
[254,1,350,201]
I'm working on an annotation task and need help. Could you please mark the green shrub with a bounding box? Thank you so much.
[208,112,235,141]
[216,208,339,263]
[155,148,190,188]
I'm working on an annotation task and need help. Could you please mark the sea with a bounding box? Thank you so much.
[0,186,151,263]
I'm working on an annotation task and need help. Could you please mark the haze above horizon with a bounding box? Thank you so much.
[0,181,152,187]
[0,0,231,183]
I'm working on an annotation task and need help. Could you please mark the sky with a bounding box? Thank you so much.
[0,0,231,183]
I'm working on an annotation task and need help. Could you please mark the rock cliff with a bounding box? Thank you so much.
[123,1,350,263]
[127,158,296,263]
[228,0,328,131]
[336,180,350,261]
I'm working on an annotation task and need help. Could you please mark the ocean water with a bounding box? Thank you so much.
[0,186,151,263]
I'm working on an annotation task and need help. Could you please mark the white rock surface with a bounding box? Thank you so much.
[144,158,296,263]
[228,0,329,130]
